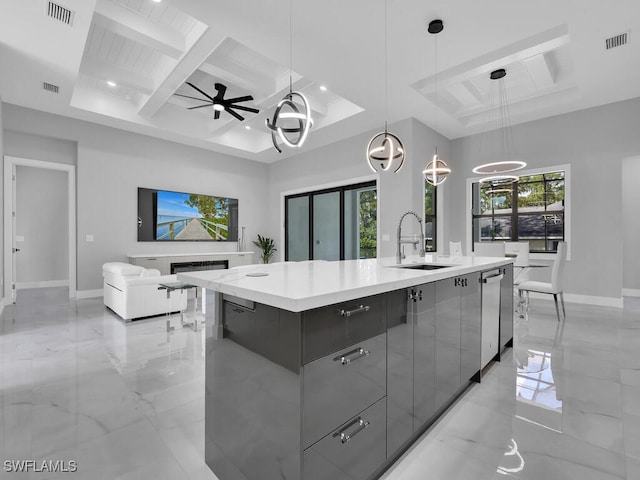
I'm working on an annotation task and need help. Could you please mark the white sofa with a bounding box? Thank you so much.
[102,262,188,321]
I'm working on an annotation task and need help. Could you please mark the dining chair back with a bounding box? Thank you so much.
[449,240,463,257]
[474,242,505,257]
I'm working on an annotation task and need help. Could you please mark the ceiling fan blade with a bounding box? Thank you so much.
[225,108,245,121]
[229,104,260,114]
[214,83,227,101]
[187,104,215,110]
[186,82,215,102]
[225,95,254,104]
[214,110,220,120]
[174,92,210,101]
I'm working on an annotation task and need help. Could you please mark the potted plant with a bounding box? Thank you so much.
[253,234,277,264]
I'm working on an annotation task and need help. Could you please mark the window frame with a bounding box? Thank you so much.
[466,164,571,260]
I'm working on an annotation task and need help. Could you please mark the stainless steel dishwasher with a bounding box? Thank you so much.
[481,269,504,369]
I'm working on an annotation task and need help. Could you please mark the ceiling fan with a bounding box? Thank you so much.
[174,82,259,121]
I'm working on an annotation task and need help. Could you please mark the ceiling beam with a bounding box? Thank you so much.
[198,62,274,98]
[93,0,184,59]
[523,53,555,90]
[138,27,218,118]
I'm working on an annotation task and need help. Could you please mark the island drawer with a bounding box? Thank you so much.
[302,293,385,364]
[302,333,386,449]
[303,397,387,480]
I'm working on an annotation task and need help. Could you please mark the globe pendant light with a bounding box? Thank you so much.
[366,0,405,173]
[423,19,451,186]
[474,68,526,177]
[266,0,313,153]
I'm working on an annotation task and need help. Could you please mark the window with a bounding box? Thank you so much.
[424,181,437,252]
[285,181,377,261]
[472,170,565,253]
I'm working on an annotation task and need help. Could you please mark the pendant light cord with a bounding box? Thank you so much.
[384,0,388,133]
[289,0,293,93]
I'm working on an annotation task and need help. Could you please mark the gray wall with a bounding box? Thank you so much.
[267,118,448,260]
[450,98,640,301]
[0,98,3,304]
[15,166,68,284]
[3,104,269,293]
[622,156,640,293]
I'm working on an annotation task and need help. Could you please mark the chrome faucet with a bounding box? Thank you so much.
[397,211,425,264]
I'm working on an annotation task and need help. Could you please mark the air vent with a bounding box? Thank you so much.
[605,32,628,50]
[46,1,74,25]
[43,82,59,94]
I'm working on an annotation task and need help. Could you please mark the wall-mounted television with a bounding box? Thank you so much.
[137,188,238,242]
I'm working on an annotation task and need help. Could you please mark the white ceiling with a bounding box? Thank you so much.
[1,0,639,163]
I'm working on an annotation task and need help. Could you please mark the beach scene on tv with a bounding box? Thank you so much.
[156,190,231,241]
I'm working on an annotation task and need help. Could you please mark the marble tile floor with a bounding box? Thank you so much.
[1,287,639,479]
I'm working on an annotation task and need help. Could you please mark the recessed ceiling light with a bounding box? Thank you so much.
[319,85,327,91]
[152,0,162,3]
[245,125,251,130]
[106,80,117,87]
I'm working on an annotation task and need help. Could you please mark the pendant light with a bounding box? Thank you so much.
[266,0,313,153]
[423,19,451,186]
[474,68,525,177]
[366,0,405,173]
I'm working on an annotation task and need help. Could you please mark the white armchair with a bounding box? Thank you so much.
[102,262,188,321]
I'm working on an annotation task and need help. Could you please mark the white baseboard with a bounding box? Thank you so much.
[528,292,623,308]
[76,289,103,299]
[16,280,69,289]
[622,288,640,298]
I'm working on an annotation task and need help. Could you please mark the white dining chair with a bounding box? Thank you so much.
[449,240,463,257]
[505,241,530,286]
[518,241,567,321]
[474,242,505,257]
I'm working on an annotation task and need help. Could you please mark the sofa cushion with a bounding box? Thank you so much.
[103,262,144,277]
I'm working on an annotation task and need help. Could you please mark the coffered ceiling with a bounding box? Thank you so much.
[0,0,639,163]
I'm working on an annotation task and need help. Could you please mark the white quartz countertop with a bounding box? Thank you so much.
[177,255,512,312]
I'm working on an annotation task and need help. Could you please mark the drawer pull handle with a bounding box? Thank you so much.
[334,347,370,365]
[334,417,370,444]
[339,305,370,317]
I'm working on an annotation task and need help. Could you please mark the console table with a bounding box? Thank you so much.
[128,252,254,275]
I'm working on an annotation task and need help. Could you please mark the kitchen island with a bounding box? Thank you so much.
[178,256,513,480]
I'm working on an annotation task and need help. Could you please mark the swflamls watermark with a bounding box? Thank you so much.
[4,460,77,473]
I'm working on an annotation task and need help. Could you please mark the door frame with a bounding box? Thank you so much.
[281,175,378,262]
[3,156,77,301]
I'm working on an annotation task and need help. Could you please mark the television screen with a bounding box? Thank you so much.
[137,188,238,242]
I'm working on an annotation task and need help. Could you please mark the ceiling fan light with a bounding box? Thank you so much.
[213,104,225,111]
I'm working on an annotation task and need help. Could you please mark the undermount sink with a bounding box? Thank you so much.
[392,263,453,270]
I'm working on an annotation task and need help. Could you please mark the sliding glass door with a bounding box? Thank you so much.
[285,181,377,261]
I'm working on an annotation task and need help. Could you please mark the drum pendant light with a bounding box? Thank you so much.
[423,19,451,186]
[366,0,405,173]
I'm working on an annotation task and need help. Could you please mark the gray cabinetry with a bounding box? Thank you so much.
[499,264,514,350]
[435,277,462,410]
[303,397,387,480]
[435,273,481,412]
[460,272,481,383]
[386,283,436,456]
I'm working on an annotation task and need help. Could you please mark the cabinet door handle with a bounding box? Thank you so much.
[334,347,370,365]
[339,305,370,317]
[334,416,370,444]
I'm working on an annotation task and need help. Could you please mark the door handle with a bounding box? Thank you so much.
[13,248,20,253]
